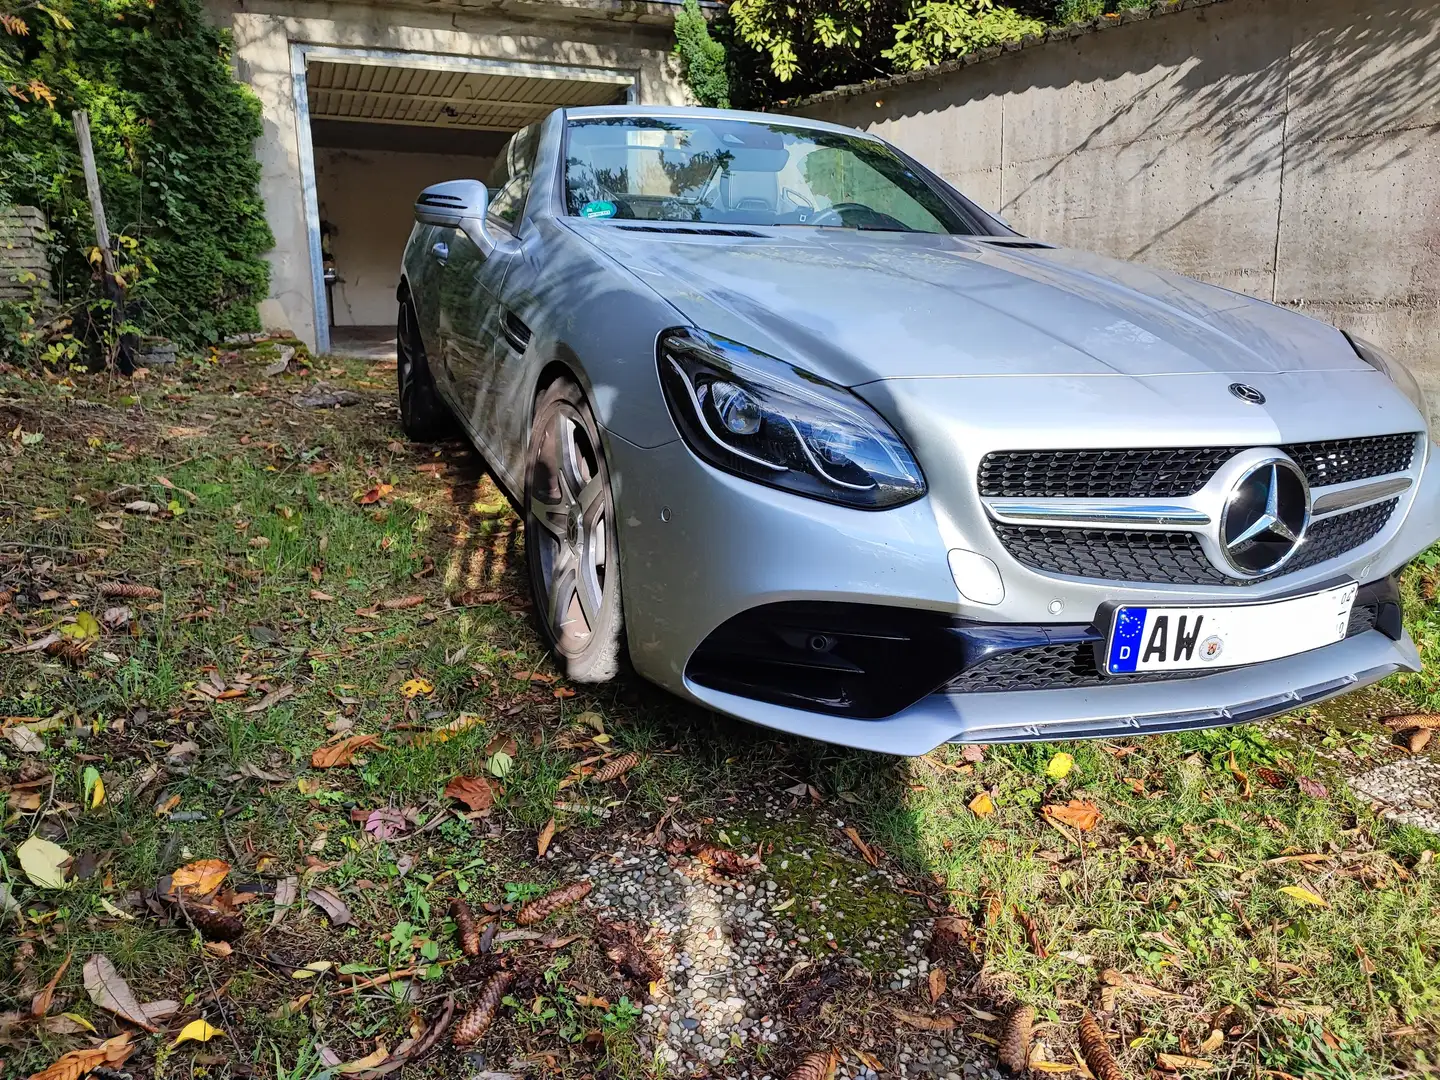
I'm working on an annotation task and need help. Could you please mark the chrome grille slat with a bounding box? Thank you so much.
[994,499,1398,586]
[979,434,1418,500]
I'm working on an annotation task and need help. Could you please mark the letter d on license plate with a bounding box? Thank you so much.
[1105,582,1358,675]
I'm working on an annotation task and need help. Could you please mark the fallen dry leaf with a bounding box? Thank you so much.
[31,951,71,1017]
[17,835,71,889]
[400,678,433,698]
[927,966,946,1004]
[968,792,995,817]
[357,483,393,505]
[172,1018,225,1047]
[843,826,879,867]
[312,733,384,768]
[537,817,556,859]
[83,955,158,1032]
[245,685,294,714]
[1278,884,1328,908]
[444,775,497,812]
[170,858,230,896]
[309,886,353,926]
[1042,800,1101,831]
[892,1008,956,1031]
[1156,1052,1215,1071]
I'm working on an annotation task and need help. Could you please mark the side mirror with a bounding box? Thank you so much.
[414,179,500,257]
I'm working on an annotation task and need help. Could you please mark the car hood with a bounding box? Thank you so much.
[568,223,1367,387]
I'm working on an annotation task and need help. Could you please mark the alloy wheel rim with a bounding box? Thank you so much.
[397,305,416,399]
[530,406,607,654]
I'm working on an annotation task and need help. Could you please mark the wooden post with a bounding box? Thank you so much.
[72,110,115,278]
[71,109,133,373]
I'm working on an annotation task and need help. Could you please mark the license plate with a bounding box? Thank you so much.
[1104,582,1358,675]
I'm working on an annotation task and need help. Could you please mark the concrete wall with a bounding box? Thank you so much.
[792,0,1440,394]
[209,0,690,350]
[315,147,494,326]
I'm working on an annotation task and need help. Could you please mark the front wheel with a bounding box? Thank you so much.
[524,378,625,683]
[396,295,457,441]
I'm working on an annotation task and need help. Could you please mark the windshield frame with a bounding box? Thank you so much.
[557,113,1009,237]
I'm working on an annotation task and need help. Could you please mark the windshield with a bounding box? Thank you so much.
[563,116,983,234]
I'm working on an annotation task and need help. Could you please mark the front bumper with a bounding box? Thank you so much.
[607,430,1439,756]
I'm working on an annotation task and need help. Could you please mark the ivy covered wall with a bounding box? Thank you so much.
[0,0,272,354]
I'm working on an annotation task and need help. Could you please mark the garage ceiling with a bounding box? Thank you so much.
[306,60,630,133]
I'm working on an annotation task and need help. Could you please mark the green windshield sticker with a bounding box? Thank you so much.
[580,200,616,219]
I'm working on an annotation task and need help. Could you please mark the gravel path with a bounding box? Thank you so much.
[1350,756,1440,834]
[570,844,1004,1078]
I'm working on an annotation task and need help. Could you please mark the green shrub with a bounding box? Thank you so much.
[674,0,731,108]
[886,1,1045,71]
[0,0,271,357]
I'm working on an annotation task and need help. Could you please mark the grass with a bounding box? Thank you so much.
[1,346,1438,1078]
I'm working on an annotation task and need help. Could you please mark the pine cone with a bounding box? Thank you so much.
[186,904,245,942]
[451,897,480,956]
[516,880,592,926]
[1078,1011,1125,1080]
[99,582,163,599]
[591,752,639,784]
[451,971,513,1046]
[999,1004,1034,1074]
[785,1051,836,1080]
[44,639,89,667]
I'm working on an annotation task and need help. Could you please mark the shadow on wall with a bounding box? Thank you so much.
[796,0,1440,373]
[846,0,1438,201]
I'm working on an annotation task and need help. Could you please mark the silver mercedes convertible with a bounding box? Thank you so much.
[397,105,1440,755]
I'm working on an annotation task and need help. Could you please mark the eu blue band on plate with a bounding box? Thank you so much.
[1107,607,1147,673]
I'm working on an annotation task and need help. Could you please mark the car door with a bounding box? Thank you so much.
[436,124,539,451]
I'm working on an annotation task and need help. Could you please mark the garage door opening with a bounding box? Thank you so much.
[292,50,636,356]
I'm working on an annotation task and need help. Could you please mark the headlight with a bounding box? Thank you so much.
[657,328,926,509]
[1347,332,1431,430]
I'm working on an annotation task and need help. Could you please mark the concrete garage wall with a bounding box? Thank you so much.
[207,0,690,350]
[790,0,1440,396]
[315,147,495,326]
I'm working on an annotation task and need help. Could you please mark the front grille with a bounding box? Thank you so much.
[945,597,1386,694]
[995,499,1398,585]
[979,434,1417,499]
[1286,435,1417,487]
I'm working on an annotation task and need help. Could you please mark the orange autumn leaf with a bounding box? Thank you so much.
[170,858,230,896]
[444,774,497,812]
[311,733,384,768]
[1043,800,1102,831]
[357,483,393,505]
[536,817,556,858]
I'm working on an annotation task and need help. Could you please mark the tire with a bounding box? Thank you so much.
[396,294,457,441]
[524,378,625,683]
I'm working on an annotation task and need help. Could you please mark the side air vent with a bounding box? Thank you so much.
[616,225,767,238]
[501,310,532,353]
[976,238,1056,249]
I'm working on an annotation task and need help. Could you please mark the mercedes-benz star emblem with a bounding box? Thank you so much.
[1229,383,1266,405]
[1219,458,1310,576]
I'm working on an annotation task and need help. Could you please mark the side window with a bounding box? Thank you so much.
[486,124,541,231]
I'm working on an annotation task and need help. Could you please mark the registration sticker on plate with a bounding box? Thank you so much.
[1105,582,1359,675]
